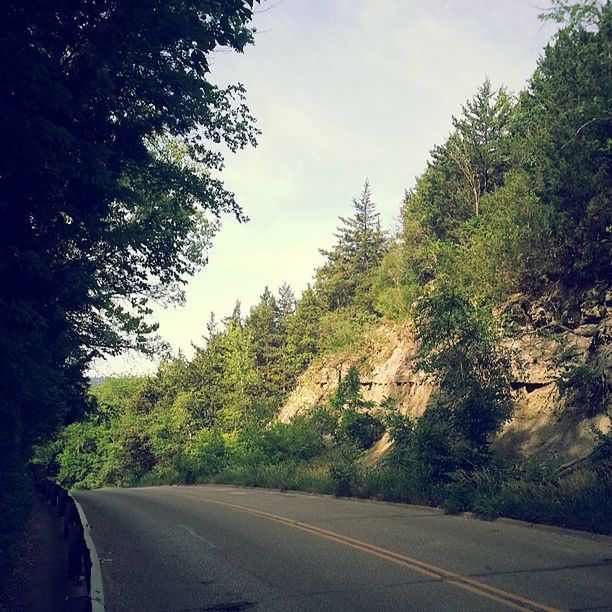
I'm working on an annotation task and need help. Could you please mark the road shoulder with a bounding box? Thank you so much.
[0,495,67,612]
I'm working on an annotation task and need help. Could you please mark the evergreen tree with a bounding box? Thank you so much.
[513,2,611,281]
[246,287,288,401]
[286,285,323,374]
[189,318,259,431]
[206,312,218,339]
[277,283,298,384]
[316,181,387,312]
[450,79,513,216]
[224,300,243,327]
[277,283,296,319]
[407,81,513,243]
[215,321,260,430]
[189,333,230,428]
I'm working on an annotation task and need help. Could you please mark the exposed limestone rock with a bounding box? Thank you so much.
[280,283,611,463]
[573,324,600,337]
[278,327,434,423]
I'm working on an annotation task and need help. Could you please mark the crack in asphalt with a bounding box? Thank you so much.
[469,560,612,579]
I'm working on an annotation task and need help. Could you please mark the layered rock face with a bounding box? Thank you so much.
[278,327,434,423]
[279,283,611,462]
[497,282,611,460]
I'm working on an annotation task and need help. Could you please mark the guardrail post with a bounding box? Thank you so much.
[57,488,67,517]
[64,498,77,537]
[68,523,84,579]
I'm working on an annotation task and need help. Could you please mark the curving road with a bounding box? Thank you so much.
[74,484,612,611]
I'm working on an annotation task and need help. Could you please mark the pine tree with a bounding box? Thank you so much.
[316,181,387,312]
[277,283,296,319]
[286,285,322,374]
[206,312,218,339]
[406,81,513,243]
[189,319,259,431]
[224,300,243,327]
[246,287,289,401]
[449,79,513,215]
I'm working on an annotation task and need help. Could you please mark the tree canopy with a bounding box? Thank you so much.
[0,0,260,577]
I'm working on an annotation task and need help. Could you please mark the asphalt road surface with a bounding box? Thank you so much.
[74,485,612,611]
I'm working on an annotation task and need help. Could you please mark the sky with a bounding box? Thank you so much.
[92,0,559,376]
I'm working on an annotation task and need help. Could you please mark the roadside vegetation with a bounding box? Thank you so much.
[37,363,611,534]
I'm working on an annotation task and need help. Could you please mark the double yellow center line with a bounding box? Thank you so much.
[181,493,559,612]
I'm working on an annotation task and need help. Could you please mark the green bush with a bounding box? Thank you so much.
[309,406,338,437]
[105,420,156,486]
[318,309,375,354]
[329,459,357,496]
[339,409,385,449]
[228,419,326,467]
[414,284,513,450]
[175,428,228,483]
[56,421,108,489]
[258,419,325,464]
[410,405,487,483]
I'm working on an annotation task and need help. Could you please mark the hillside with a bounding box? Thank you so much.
[281,282,611,463]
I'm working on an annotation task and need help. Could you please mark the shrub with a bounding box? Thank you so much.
[259,419,325,463]
[56,421,108,489]
[329,459,357,497]
[558,364,609,418]
[414,284,513,449]
[385,408,415,467]
[175,428,228,483]
[410,405,487,483]
[339,409,385,449]
[309,406,338,437]
[233,419,325,466]
[105,419,156,486]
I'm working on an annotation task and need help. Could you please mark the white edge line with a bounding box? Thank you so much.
[71,494,106,612]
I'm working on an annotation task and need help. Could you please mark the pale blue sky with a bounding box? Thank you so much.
[94,0,559,375]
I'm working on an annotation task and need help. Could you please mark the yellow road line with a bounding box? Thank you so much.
[180,492,560,612]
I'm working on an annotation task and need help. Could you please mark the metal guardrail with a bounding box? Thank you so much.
[39,479,105,612]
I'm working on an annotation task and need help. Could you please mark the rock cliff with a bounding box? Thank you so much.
[279,282,611,462]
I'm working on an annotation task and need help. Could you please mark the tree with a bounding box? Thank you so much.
[539,0,605,29]
[512,1,611,281]
[455,170,557,298]
[316,181,387,312]
[189,320,259,431]
[286,285,323,374]
[330,366,372,413]
[408,81,512,244]
[246,287,290,402]
[224,300,243,327]
[450,79,513,215]
[371,239,415,321]
[414,285,513,451]
[277,283,296,319]
[90,376,146,423]
[0,0,259,576]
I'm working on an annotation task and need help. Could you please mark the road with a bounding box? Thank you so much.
[74,484,612,611]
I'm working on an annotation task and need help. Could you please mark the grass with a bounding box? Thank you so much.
[87,439,612,536]
[199,460,612,535]
[211,461,335,495]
